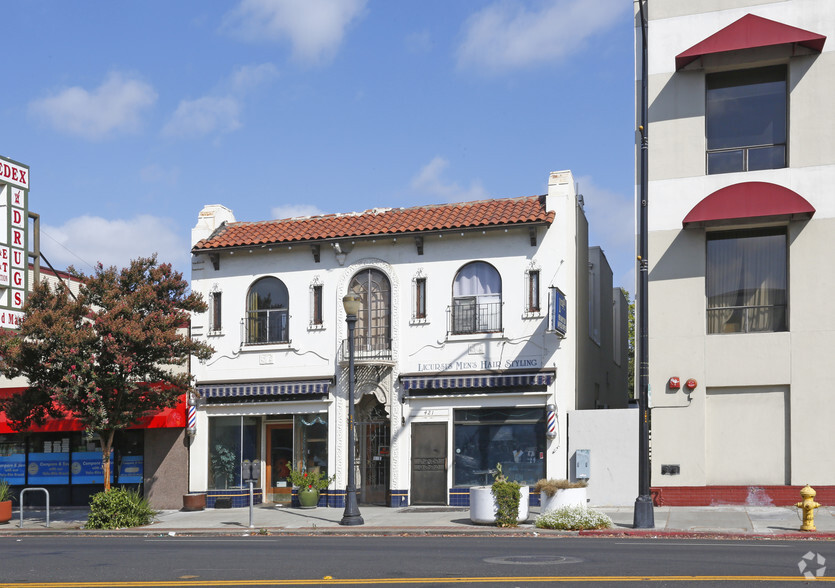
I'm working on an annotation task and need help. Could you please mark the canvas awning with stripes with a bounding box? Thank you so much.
[401,371,554,393]
[198,380,331,399]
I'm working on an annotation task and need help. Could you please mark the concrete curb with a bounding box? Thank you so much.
[4,525,835,540]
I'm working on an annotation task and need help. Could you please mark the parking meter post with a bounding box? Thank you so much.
[249,481,254,529]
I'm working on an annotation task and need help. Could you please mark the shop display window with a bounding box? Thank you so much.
[208,416,260,489]
[293,414,328,475]
[453,407,545,487]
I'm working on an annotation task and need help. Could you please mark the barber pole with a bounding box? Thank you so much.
[546,403,557,439]
[187,403,197,436]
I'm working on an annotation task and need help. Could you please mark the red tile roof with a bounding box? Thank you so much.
[193,195,554,251]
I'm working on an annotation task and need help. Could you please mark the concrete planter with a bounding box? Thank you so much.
[469,486,530,525]
[540,487,587,513]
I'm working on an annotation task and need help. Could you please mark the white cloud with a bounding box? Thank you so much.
[230,63,280,94]
[41,215,189,277]
[457,0,628,72]
[162,96,241,139]
[576,175,636,292]
[271,204,327,219]
[28,72,157,140]
[223,0,367,65]
[411,157,488,203]
[162,63,276,140]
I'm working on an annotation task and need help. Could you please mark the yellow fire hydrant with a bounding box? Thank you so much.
[795,485,821,532]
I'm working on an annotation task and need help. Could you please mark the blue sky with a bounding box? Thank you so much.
[3,0,636,291]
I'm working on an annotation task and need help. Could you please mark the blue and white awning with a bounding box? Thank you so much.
[401,371,554,392]
[198,380,331,399]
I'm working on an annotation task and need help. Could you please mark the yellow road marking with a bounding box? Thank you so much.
[1,576,834,587]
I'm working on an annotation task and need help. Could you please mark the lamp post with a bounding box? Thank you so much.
[340,293,364,526]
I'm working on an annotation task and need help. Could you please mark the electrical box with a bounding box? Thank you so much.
[575,449,591,479]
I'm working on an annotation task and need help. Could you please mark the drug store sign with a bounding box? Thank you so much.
[0,155,29,329]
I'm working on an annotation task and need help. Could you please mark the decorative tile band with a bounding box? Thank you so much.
[207,489,263,509]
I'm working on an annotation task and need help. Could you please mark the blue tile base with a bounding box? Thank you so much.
[389,489,408,507]
[207,488,263,508]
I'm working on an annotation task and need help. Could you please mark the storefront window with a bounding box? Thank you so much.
[208,416,260,489]
[294,414,328,475]
[0,436,26,485]
[453,407,545,487]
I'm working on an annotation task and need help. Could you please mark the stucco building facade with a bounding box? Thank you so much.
[638,0,835,504]
[188,170,628,507]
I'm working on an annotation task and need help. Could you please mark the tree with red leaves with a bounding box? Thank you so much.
[0,256,214,490]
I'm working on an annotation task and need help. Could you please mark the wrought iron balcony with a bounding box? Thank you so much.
[242,309,289,345]
[447,300,503,335]
[339,332,394,365]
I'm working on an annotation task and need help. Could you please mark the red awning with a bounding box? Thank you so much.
[682,182,815,228]
[676,14,826,70]
[0,387,186,434]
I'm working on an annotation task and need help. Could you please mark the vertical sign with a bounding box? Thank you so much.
[0,155,28,329]
[551,287,567,337]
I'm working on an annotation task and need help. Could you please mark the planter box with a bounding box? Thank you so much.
[182,493,206,511]
[540,487,587,513]
[469,486,530,525]
[0,500,11,524]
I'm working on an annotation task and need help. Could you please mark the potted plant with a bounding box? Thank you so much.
[210,444,237,489]
[534,478,588,513]
[287,468,335,508]
[0,480,14,524]
[469,463,530,526]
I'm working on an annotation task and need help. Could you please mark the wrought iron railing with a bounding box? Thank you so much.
[447,300,503,335]
[339,330,393,363]
[243,309,289,344]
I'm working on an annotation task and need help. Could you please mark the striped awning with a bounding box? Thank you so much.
[401,371,554,392]
[198,380,331,399]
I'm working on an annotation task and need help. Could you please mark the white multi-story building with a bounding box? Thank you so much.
[188,170,627,508]
[638,0,835,505]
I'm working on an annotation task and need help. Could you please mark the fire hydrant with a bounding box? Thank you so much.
[795,484,821,532]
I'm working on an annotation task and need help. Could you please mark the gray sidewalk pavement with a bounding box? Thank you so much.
[3,503,835,538]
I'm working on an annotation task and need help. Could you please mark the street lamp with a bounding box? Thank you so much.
[340,292,364,526]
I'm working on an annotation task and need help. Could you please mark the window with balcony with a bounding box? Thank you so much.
[245,277,289,344]
[707,228,787,334]
[706,65,787,175]
[348,268,391,357]
[450,261,502,335]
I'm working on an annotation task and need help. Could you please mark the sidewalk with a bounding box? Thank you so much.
[3,504,835,538]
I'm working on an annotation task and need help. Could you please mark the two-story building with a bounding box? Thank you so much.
[638,0,835,505]
[188,170,628,508]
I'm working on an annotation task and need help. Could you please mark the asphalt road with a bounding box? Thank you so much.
[0,535,831,586]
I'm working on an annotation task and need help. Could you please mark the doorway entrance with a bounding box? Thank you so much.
[411,422,448,505]
[266,423,293,504]
[355,398,390,505]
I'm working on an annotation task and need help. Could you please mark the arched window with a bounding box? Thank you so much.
[348,269,391,352]
[451,261,502,334]
[246,277,289,344]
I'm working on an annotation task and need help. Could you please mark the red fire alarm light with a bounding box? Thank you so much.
[685,378,697,390]
[668,377,681,390]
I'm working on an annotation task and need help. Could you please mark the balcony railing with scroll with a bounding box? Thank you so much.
[447,300,503,335]
[339,327,393,364]
[243,309,289,344]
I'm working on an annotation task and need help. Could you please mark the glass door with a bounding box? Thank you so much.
[266,424,293,504]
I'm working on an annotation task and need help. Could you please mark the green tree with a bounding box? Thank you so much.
[0,256,214,490]
[620,287,635,398]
